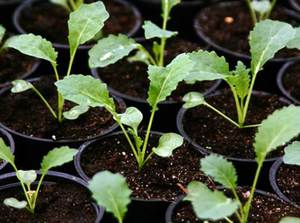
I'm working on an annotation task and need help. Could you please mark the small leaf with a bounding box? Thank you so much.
[152,133,183,157]
[152,41,160,62]
[50,0,69,9]
[251,0,271,14]
[0,138,14,165]
[254,106,300,162]
[117,107,143,133]
[287,27,300,49]
[4,198,27,209]
[0,25,6,43]
[280,217,300,223]
[41,146,77,174]
[143,21,177,39]
[184,181,239,221]
[127,50,150,65]
[89,34,138,68]
[283,141,300,166]
[200,154,237,190]
[88,171,132,223]
[5,34,57,64]
[63,105,89,120]
[17,170,37,186]
[183,92,206,109]
[11,80,33,93]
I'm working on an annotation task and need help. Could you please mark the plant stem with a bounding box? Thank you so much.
[69,0,77,11]
[31,173,46,211]
[67,50,77,77]
[264,0,278,19]
[241,123,260,129]
[52,64,64,122]
[245,0,257,25]
[225,217,234,223]
[158,0,169,67]
[137,45,157,65]
[229,85,244,125]
[231,189,244,222]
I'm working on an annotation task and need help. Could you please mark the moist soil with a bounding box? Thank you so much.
[172,188,300,223]
[276,164,300,206]
[283,63,300,102]
[183,90,291,160]
[196,2,300,59]
[0,182,97,223]
[19,0,137,44]
[97,38,216,101]
[0,76,124,141]
[80,133,213,201]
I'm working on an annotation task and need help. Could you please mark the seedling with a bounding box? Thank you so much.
[182,20,299,128]
[51,0,84,11]
[88,171,131,223]
[55,52,195,170]
[3,1,109,123]
[0,138,77,214]
[246,0,278,25]
[183,105,300,223]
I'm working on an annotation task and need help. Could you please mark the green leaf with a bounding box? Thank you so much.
[283,141,300,166]
[4,198,27,209]
[184,181,239,221]
[254,106,300,162]
[200,154,237,190]
[0,25,6,43]
[251,0,271,14]
[63,105,89,120]
[11,80,33,93]
[143,21,177,39]
[287,27,300,49]
[55,75,115,112]
[249,20,295,74]
[88,171,132,223]
[117,107,143,133]
[41,146,77,174]
[89,34,138,68]
[127,50,150,65]
[147,53,195,108]
[184,51,229,84]
[280,217,300,223]
[0,138,14,165]
[162,0,181,15]
[152,133,183,157]
[68,1,109,56]
[17,170,37,187]
[152,41,160,62]
[182,92,206,109]
[5,34,57,64]
[50,0,69,9]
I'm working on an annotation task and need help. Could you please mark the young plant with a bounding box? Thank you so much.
[88,171,131,223]
[246,0,278,25]
[50,0,84,12]
[182,19,298,128]
[3,1,109,123]
[184,105,300,223]
[55,52,195,170]
[0,138,77,214]
[88,0,180,68]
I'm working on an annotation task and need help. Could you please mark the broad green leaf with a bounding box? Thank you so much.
[152,133,183,157]
[127,50,150,65]
[184,181,239,221]
[147,53,195,108]
[5,34,57,64]
[280,217,300,223]
[68,2,109,56]
[4,198,27,209]
[55,75,115,112]
[143,21,177,39]
[41,146,77,174]
[162,0,180,16]
[117,107,143,133]
[254,106,300,162]
[50,0,69,9]
[89,34,138,68]
[184,51,229,84]
[88,171,132,222]
[11,80,33,93]
[0,25,5,43]
[283,141,300,166]
[183,92,205,109]
[17,170,37,186]
[128,128,143,150]
[249,20,295,74]
[0,138,14,165]
[63,105,89,120]
[200,155,237,190]
[251,0,271,13]
[287,27,300,49]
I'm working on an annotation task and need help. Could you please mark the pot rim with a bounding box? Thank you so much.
[0,128,15,171]
[0,0,21,6]
[289,0,300,12]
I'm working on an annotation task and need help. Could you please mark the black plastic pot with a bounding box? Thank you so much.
[0,128,15,173]
[289,0,300,12]
[176,91,291,189]
[269,158,300,209]
[277,61,300,105]
[0,171,104,223]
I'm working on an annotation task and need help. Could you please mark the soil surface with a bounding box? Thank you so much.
[0,182,97,223]
[0,76,124,141]
[19,0,138,44]
[97,38,217,102]
[283,63,300,102]
[172,188,300,223]
[80,133,213,201]
[277,164,300,205]
[183,90,292,159]
[196,1,300,59]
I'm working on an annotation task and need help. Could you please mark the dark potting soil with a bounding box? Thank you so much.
[97,38,216,101]
[283,63,300,101]
[18,0,137,44]
[0,76,123,141]
[172,188,300,223]
[183,90,291,159]
[80,133,213,201]
[196,2,300,58]
[0,182,96,223]
[277,164,300,205]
